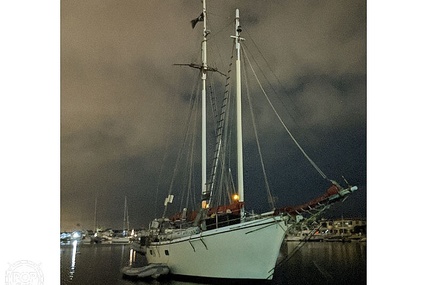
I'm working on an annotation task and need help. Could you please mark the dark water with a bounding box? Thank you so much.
[60,241,366,285]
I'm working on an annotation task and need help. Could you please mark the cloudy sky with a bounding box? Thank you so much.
[60,0,367,231]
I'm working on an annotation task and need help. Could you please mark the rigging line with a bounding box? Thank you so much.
[188,82,201,192]
[243,31,304,123]
[208,20,234,73]
[209,44,236,206]
[218,87,232,206]
[269,203,350,277]
[153,77,190,217]
[178,91,197,211]
[241,53,276,210]
[208,83,217,135]
[206,15,234,39]
[207,84,224,204]
[225,88,236,204]
[214,94,232,208]
[182,93,199,212]
[219,48,235,205]
[207,43,235,207]
[270,219,326,278]
[153,138,169,218]
[245,31,350,149]
[223,44,236,205]
[241,48,328,180]
[241,39,338,175]
[167,72,201,199]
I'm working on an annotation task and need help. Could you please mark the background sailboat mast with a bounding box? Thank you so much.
[201,0,208,208]
[234,9,245,209]
[93,196,98,232]
[122,196,128,233]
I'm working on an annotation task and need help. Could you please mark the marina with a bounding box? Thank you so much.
[60,217,366,246]
[285,218,366,242]
[60,217,366,282]
[60,241,366,284]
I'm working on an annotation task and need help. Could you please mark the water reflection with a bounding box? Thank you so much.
[280,242,367,284]
[285,241,365,262]
[60,242,365,284]
[69,240,78,281]
[129,248,136,266]
[120,244,125,266]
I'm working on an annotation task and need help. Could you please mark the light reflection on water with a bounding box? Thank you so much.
[278,242,367,284]
[129,248,136,266]
[69,240,78,281]
[60,241,366,285]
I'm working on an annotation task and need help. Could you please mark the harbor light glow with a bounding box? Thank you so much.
[232,194,239,201]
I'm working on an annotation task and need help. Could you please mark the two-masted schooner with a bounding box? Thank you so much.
[123,0,357,280]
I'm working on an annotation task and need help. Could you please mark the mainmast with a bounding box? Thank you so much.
[201,0,209,209]
[232,9,245,218]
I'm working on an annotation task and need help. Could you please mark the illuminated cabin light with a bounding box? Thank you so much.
[232,194,240,201]
[202,200,209,209]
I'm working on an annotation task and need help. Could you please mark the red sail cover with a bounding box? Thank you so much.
[169,201,244,222]
[207,201,244,216]
[170,184,342,221]
[275,184,340,216]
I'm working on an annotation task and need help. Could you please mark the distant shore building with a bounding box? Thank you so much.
[320,218,366,236]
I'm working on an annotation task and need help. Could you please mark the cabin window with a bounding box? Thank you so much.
[165,250,169,256]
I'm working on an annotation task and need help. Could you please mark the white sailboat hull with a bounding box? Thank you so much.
[146,216,288,280]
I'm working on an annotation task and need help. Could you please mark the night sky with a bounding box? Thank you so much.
[60,0,367,231]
